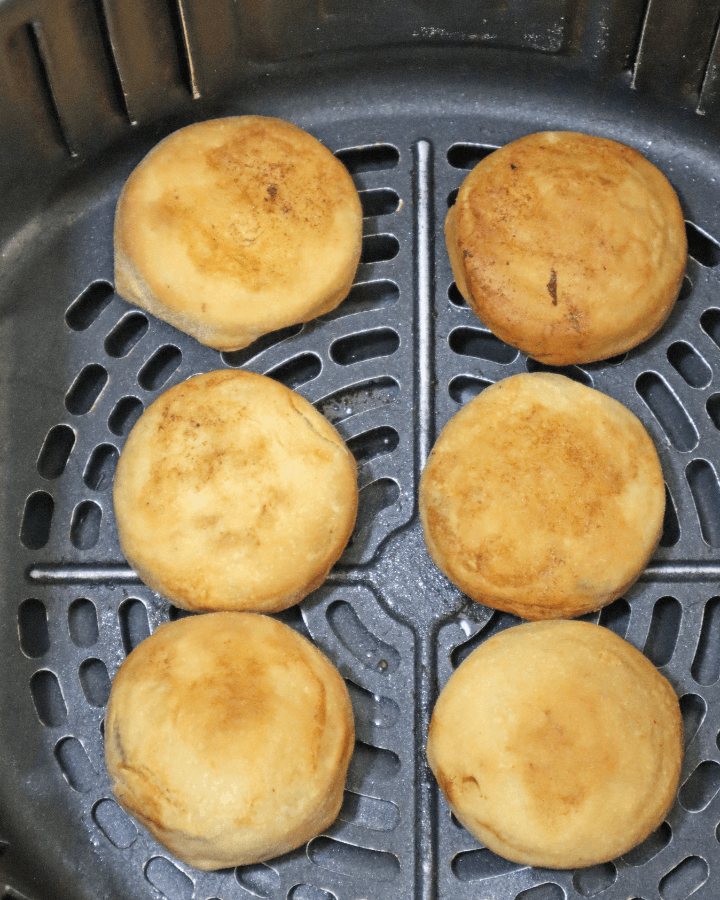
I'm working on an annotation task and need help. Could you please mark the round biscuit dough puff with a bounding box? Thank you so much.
[113,369,358,613]
[419,373,665,619]
[114,115,363,350]
[427,620,682,869]
[446,130,687,364]
[105,612,355,869]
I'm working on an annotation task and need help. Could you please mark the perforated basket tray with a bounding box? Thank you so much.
[4,2,720,899]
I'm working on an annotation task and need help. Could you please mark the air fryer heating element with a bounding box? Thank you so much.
[5,2,720,900]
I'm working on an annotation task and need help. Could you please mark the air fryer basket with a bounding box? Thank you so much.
[4,1,720,899]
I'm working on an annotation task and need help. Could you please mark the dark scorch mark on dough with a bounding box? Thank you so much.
[547,269,558,305]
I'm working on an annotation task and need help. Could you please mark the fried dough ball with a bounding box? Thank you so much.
[419,373,665,619]
[446,131,686,364]
[115,116,362,350]
[106,612,355,869]
[427,620,682,869]
[113,370,358,612]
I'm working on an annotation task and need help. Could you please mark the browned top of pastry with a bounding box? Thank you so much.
[427,620,682,869]
[113,369,358,613]
[106,612,355,869]
[446,131,686,364]
[419,373,665,619]
[114,116,362,350]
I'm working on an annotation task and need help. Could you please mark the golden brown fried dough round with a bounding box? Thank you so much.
[446,131,687,364]
[106,612,355,870]
[113,370,358,612]
[419,373,665,619]
[427,620,682,869]
[114,116,363,350]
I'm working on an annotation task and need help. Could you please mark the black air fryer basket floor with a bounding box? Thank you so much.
[4,2,720,899]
